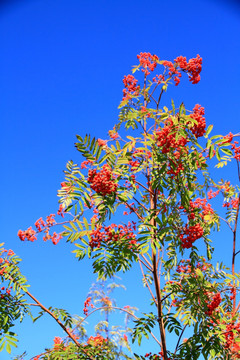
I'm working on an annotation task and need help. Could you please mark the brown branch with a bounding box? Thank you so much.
[218,216,234,232]
[135,180,154,195]
[5,274,94,360]
[232,192,240,311]
[149,185,167,359]
[157,88,164,110]
[132,195,150,213]
[138,256,157,306]
[138,255,153,272]
[124,202,145,223]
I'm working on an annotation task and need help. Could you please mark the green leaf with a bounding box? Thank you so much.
[221,148,232,156]
[6,342,11,354]
[0,341,6,352]
[205,124,213,138]
[209,145,214,159]
[83,217,89,231]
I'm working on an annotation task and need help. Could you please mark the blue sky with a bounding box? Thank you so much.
[1,0,240,358]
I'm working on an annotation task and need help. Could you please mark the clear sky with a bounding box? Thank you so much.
[1,0,240,359]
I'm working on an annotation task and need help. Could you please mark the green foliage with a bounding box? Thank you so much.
[5,53,240,359]
[132,313,156,345]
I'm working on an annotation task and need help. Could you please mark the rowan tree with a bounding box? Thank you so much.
[1,52,240,359]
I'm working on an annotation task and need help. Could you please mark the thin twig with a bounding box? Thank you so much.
[5,273,95,360]
[174,324,187,354]
[75,305,161,346]
[135,180,154,195]
[218,216,234,232]
[138,256,157,306]
[138,256,153,272]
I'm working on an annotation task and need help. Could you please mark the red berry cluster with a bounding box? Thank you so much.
[89,222,136,249]
[176,259,209,274]
[0,249,15,276]
[224,322,240,351]
[83,296,93,315]
[35,217,46,231]
[179,197,213,221]
[189,104,206,138]
[156,119,188,154]
[101,296,112,307]
[190,198,214,218]
[152,74,165,84]
[222,132,234,144]
[223,198,239,209]
[162,60,181,85]
[220,181,230,193]
[88,165,117,196]
[60,181,73,194]
[97,139,108,148]
[81,159,93,169]
[137,52,158,76]
[0,286,12,299]
[229,286,236,301]
[205,292,221,316]
[123,175,137,191]
[232,141,240,161]
[175,54,202,84]
[141,106,151,117]
[128,159,140,170]
[18,227,37,242]
[57,204,65,217]
[207,189,220,199]
[108,130,119,140]
[18,213,63,245]
[167,159,184,176]
[122,74,140,101]
[43,231,63,245]
[132,148,151,159]
[53,336,63,348]
[180,223,204,249]
[87,334,108,347]
[178,197,214,248]
[162,54,202,86]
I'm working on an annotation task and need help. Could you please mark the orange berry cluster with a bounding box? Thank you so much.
[176,259,209,274]
[207,189,220,199]
[189,198,214,218]
[156,119,188,154]
[205,292,221,316]
[162,54,202,86]
[189,104,206,138]
[0,286,12,298]
[122,74,140,101]
[18,227,37,242]
[53,336,63,348]
[180,223,204,249]
[232,141,240,161]
[18,212,63,245]
[83,296,93,315]
[224,322,240,351]
[88,165,117,196]
[0,249,15,276]
[89,222,136,249]
[178,197,215,248]
[223,198,239,209]
[137,52,158,76]
[87,334,108,347]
